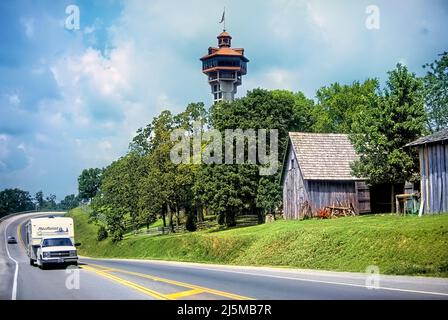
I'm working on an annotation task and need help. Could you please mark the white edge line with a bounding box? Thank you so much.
[4,218,19,300]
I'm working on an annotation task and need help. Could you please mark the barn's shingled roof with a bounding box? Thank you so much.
[288,132,362,181]
[405,128,448,147]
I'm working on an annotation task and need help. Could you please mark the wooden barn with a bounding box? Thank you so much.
[406,128,448,215]
[280,132,371,219]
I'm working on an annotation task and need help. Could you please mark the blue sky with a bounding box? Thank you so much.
[0,0,447,200]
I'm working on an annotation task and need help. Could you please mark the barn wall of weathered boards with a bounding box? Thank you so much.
[281,133,371,219]
[407,128,448,214]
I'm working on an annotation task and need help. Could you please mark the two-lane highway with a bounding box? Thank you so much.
[1,212,448,300]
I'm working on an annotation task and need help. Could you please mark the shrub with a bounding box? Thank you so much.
[111,231,123,243]
[97,225,108,241]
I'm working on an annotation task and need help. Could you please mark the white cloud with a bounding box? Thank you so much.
[245,68,301,92]
[34,133,50,144]
[0,134,30,173]
[0,135,8,157]
[84,26,95,34]
[20,17,35,38]
[7,94,20,106]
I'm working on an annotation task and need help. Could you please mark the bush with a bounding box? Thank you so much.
[111,231,123,243]
[97,225,108,241]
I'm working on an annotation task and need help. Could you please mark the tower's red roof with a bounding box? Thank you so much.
[200,47,245,60]
[200,31,249,62]
[217,31,232,38]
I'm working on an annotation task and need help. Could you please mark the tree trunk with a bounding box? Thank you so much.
[176,205,180,227]
[197,205,204,222]
[225,208,236,227]
[162,206,167,228]
[168,203,174,232]
[190,206,202,222]
[390,184,395,213]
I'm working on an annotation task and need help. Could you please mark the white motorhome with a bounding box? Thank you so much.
[25,216,79,269]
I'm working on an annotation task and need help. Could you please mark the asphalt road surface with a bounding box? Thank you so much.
[1,212,447,300]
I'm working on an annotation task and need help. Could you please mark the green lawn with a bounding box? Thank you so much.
[67,208,448,277]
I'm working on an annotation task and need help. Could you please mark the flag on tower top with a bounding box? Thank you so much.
[219,8,225,24]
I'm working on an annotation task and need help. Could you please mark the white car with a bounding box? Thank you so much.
[36,236,79,269]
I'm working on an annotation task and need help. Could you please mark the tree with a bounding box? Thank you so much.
[78,168,103,202]
[256,177,282,216]
[44,194,57,210]
[171,102,207,230]
[129,123,153,156]
[193,89,312,223]
[193,164,258,226]
[423,52,448,131]
[0,188,35,217]
[93,152,145,237]
[311,79,380,133]
[35,191,44,209]
[350,64,426,211]
[91,196,126,243]
[143,110,176,230]
[58,194,79,211]
[137,161,165,229]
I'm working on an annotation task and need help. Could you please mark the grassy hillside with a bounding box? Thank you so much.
[67,208,448,277]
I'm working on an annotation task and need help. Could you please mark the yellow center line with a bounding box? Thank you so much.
[88,262,253,300]
[96,268,115,273]
[82,265,170,300]
[17,220,26,249]
[166,288,204,299]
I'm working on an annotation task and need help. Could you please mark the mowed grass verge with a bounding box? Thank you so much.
[67,208,448,277]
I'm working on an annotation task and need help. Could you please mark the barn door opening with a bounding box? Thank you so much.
[355,181,371,214]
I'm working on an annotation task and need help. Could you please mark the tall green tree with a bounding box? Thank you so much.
[91,195,126,243]
[78,168,103,202]
[44,194,57,210]
[311,79,380,133]
[95,152,145,237]
[193,164,258,226]
[350,64,426,211]
[423,51,448,131]
[0,188,35,217]
[145,110,176,229]
[171,102,207,230]
[35,191,44,209]
[193,89,312,223]
[58,194,79,211]
[129,123,153,156]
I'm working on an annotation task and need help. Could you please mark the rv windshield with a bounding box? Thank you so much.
[41,238,72,247]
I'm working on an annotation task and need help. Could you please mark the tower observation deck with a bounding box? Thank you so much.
[200,31,249,103]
